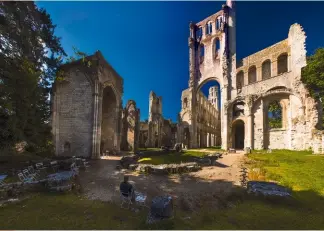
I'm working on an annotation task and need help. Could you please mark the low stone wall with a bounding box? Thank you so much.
[129,162,202,174]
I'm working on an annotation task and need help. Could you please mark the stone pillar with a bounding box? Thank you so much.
[221,101,229,150]
[207,133,210,147]
[287,97,292,149]
[246,108,253,149]
[260,98,265,149]
[92,80,100,159]
[257,65,262,82]
[272,60,278,77]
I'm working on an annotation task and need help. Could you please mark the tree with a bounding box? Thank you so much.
[0,1,66,154]
[301,48,324,128]
[268,101,282,129]
[301,48,324,99]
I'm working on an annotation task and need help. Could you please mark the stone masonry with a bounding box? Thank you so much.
[52,51,124,158]
[177,0,323,152]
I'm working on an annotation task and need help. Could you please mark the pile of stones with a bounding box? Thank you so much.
[191,153,223,166]
[146,195,174,224]
[247,181,291,197]
[129,162,201,175]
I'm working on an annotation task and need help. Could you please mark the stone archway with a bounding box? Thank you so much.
[232,120,245,149]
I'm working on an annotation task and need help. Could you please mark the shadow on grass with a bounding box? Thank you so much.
[2,153,324,229]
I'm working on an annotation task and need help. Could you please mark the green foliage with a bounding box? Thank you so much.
[268,100,282,129]
[301,48,324,100]
[138,149,222,165]
[0,1,66,154]
[55,46,92,82]
[301,48,324,127]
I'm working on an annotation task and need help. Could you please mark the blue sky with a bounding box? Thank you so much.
[36,1,324,121]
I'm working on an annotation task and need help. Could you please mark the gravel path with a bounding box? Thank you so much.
[79,152,245,207]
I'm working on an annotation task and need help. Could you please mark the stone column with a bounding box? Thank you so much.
[207,133,210,147]
[221,101,229,150]
[257,65,262,82]
[287,97,292,149]
[246,108,253,149]
[92,80,100,159]
[260,98,265,149]
[272,60,278,77]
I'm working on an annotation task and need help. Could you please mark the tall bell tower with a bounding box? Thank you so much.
[186,0,236,149]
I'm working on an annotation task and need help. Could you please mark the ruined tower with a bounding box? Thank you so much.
[178,0,236,149]
[147,91,163,147]
[208,86,219,110]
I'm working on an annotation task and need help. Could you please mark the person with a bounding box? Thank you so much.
[120,175,135,202]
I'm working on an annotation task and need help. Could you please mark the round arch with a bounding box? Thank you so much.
[197,76,223,93]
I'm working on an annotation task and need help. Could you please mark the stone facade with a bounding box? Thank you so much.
[52,0,323,156]
[178,0,323,152]
[52,51,124,158]
[139,91,177,148]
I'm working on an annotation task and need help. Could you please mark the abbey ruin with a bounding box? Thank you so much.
[51,0,323,158]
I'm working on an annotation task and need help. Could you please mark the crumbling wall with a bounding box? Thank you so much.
[121,100,140,152]
[54,69,93,157]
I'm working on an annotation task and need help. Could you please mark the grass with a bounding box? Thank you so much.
[2,149,324,229]
[247,149,324,204]
[0,193,147,229]
[138,149,222,165]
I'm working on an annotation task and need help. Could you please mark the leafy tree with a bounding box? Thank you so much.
[301,48,324,99]
[268,101,282,129]
[301,48,324,127]
[0,1,66,154]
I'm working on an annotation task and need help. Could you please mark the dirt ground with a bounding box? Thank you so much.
[79,152,245,209]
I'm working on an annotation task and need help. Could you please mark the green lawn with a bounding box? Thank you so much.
[2,149,324,229]
[138,149,222,165]
[247,149,324,205]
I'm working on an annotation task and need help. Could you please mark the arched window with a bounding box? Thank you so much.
[206,22,212,35]
[200,44,205,63]
[277,53,288,74]
[215,38,220,53]
[196,27,202,39]
[216,16,222,30]
[248,66,257,84]
[236,71,244,91]
[262,59,271,80]
[268,100,282,129]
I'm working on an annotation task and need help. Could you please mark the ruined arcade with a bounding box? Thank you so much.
[177,0,322,151]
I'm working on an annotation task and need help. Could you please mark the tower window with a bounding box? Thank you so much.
[196,27,202,39]
[216,16,223,30]
[215,38,220,58]
[205,22,212,35]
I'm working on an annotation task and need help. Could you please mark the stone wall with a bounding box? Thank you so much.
[52,51,124,158]
[54,69,93,157]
